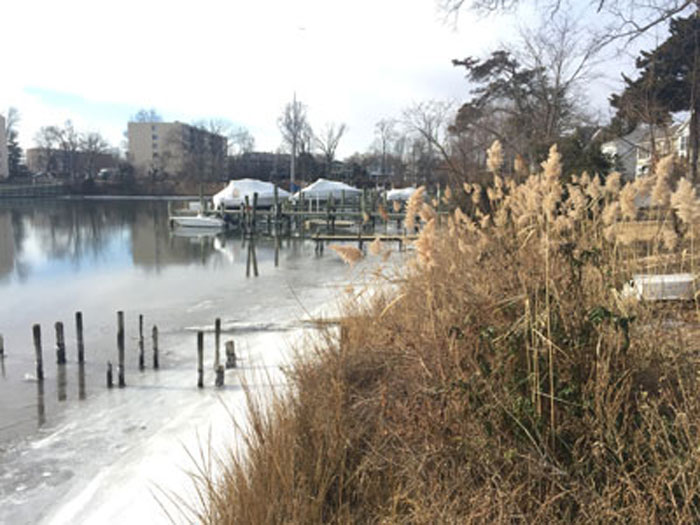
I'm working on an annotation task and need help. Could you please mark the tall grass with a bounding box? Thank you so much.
[196,143,700,523]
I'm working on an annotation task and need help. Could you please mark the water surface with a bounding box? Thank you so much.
[0,197,366,523]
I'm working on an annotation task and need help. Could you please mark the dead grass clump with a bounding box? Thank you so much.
[199,145,700,524]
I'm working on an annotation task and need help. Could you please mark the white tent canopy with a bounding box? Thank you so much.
[293,178,362,201]
[385,187,417,201]
[212,179,290,208]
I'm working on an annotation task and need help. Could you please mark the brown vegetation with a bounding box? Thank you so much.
[195,143,700,523]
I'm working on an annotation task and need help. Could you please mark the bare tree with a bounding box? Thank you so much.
[131,108,163,122]
[4,107,19,135]
[34,126,61,174]
[315,122,347,176]
[278,96,310,187]
[374,119,397,178]
[80,132,111,178]
[402,100,458,184]
[439,0,694,46]
[228,128,255,156]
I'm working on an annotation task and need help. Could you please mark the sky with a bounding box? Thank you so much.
[1,0,664,160]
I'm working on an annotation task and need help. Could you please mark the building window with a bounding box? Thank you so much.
[151,125,156,131]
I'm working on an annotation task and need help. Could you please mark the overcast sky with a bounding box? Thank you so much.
[2,0,660,159]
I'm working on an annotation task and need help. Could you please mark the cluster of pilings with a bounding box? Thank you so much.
[25,311,161,391]
[195,317,237,389]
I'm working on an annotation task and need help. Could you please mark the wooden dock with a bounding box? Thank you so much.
[311,233,418,253]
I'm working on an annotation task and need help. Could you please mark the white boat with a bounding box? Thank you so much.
[213,179,290,209]
[292,178,362,201]
[386,186,418,201]
[169,214,226,229]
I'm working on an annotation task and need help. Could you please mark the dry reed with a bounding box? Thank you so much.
[196,144,700,525]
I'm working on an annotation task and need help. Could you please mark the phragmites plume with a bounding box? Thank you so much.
[566,184,587,221]
[585,175,603,202]
[329,245,364,267]
[514,154,528,179]
[579,171,591,187]
[652,154,674,207]
[671,178,698,226]
[619,183,638,221]
[662,228,678,251]
[471,184,482,205]
[405,186,426,232]
[541,144,562,184]
[442,185,453,205]
[487,140,504,174]
[378,203,389,222]
[419,203,437,224]
[414,219,436,267]
[392,200,402,213]
[604,172,622,197]
[602,201,621,226]
[362,211,371,224]
[368,236,382,256]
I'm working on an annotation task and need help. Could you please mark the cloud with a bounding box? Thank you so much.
[3,0,514,158]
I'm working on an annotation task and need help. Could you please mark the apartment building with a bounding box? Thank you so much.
[128,121,227,180]
[0,115,8,180]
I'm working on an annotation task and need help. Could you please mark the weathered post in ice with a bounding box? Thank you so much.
[138,314,145,371]
[117,311,125,388]
[197,331,204,389]
[107,361,113,388]
[0,333,4,358]
[55,321,66,364]
[215,364,225,387]
[225,340,237,369]
[152,325,159,369]
[33,324,44,381]
[214,318,221,369]
[75,311,85,364]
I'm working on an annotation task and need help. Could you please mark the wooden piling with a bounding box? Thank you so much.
[107,361,113,388]
[138,314,145,371]
[36,381,46,426]
[225,340,237,369]
[252,192,258,230]
[251,239,259,277]
[214,318,221,369]
[78,363,86,400]
[75,311,85,364]
[152,325,159,369]
[215,364,225,387]
[246,240,252,278]
[244,195,251,235]
[33,324,44,381]
[0,333,3,358]
[117,311,125,388]
[55,321,66,364]
[57,364,67,401]
[197,331,204,388]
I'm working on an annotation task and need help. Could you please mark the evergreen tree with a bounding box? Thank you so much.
[611,15,700,179]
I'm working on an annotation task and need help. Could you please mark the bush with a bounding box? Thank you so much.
[197,144,700,523]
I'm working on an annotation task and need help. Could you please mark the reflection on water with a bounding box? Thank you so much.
[0,197,357,447]
[36,380,46,427]
[57,365,67,402]
[0,199,244,282]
